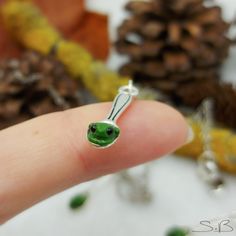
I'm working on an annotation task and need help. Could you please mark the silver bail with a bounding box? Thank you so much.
[106,80,139,122]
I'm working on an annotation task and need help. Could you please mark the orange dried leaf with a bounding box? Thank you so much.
[69,11,110,61]
[0,16,22,58]
[33,0,85,34]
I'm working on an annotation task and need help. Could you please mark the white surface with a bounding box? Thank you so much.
[1,0,236,235]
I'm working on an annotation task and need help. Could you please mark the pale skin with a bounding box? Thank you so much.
[0,101,190,224]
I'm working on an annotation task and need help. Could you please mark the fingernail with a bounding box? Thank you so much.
[186,126,194,144]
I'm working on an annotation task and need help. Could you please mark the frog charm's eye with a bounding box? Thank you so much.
[88,124,96,133]
[87,80,139,148]
[106,127,113,136]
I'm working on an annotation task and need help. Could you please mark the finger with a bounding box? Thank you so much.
[0,101,190,223]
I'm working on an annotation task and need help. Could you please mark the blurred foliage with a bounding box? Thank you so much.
[0,0,109,60]
[1,1,129,101]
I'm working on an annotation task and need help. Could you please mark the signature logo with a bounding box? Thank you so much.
[192,219,234,233]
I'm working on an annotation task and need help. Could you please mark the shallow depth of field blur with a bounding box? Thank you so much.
[0,0,236,235]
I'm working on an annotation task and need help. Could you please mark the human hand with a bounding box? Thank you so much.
[0,101,192,223]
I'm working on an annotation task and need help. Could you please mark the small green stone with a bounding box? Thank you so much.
[166,227,189,236]
[69,193,88,210]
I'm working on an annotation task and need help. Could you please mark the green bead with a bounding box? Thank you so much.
[166,227,189,236]
[87,122,120,148]
[69,193,88,210]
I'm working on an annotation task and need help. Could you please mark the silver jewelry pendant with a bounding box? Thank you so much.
[196,99,224,190]
[87,80,139,148]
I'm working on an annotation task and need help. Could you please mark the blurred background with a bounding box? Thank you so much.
[0,0,236,235]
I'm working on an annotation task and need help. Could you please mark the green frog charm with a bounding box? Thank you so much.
[87,80,139,148]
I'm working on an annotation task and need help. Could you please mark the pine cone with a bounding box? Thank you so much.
[116,0,231,93]
[176,80,236,129]
[0,51,81,130]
